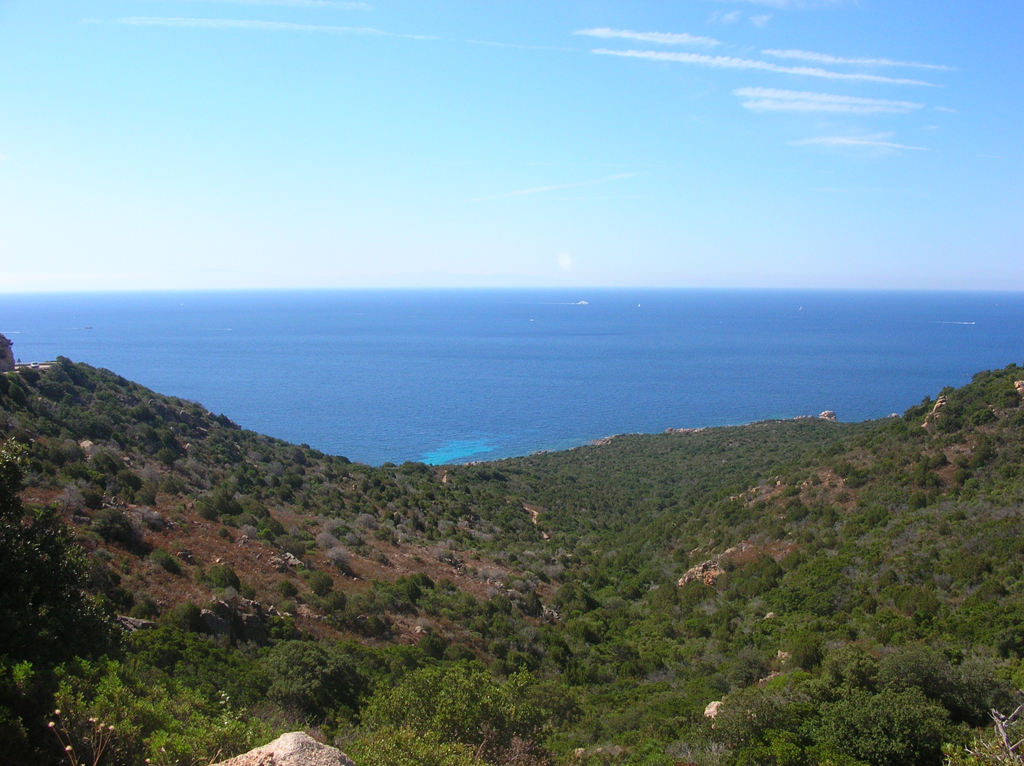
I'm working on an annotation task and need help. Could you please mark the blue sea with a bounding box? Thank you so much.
[2,290,1022,465]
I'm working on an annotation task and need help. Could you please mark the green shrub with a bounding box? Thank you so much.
[0,444,116,669]
[160,474,185,495]
[82,486,104,510]
[790,631,825,670]
[196,485,243,521]
[206,564,240,590]
[317,591,346,614]
[275,534,308,559]
[350,727,487,766]
[129,595,159,619]
[308,570,333,597]
[164,602,204,633]
[150,549,181,576]
[136,481,158,506]
[155,447,178,466]
[258,641,366,722]
[813,687,956,766]
[361,664,548,761]
[54,659,277,766]
[92,509,145,551]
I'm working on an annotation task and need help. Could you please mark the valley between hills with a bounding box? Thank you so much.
[4,356,1024,766]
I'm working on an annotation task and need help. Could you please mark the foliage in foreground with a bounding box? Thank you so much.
[3,360,1024,766]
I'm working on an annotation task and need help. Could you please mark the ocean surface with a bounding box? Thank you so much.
[2,290,1022,465]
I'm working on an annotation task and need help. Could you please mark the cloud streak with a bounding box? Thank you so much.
[763,48,954,71]
[707,0,844,8]
[735,87,924,114]
[791,134,930,151]
[593,49,938,86]
[574,28,720,47]
[469,173,636,202]
[92,16,436,39]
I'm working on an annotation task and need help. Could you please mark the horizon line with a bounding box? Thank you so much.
[2,286,1023,296]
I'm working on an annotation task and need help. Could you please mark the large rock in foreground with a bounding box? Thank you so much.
[211,733,356,766]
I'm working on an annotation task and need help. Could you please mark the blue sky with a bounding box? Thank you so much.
[0,1,1021,291]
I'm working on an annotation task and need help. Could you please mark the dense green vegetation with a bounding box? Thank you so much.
[2,357,1024,766]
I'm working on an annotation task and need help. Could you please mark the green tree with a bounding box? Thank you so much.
[258,641,366,723]
[361,663,548,761]
[813,687,957,766]
[0,443,115,666]
[0,443,116,765]
[350,727,488,766]
[308,570,333,597]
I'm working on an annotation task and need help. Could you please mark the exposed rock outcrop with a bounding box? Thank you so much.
[0,334,14,373]
[211,732,356,766]
[201,608,231,637]
[116,616,156,632]
[704,700,723,718]
[923,396,948,430]
[679,559,724,587]
[195,598,270,644]
[818,410,837,422]
[271,552,303,571]
[679,542,756,587]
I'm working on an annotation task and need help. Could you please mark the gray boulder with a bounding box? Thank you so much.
[211,732,356,766]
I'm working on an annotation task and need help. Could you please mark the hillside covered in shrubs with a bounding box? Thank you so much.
[3,357,1024,766]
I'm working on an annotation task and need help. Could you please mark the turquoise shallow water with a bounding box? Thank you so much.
[421,439,501,465]
[2,289,1023,465]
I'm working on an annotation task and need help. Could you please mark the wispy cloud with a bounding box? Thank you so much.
[720,11,743,23]
[750,15,772,27]
[707,0,844,8]
[934,106,958,113]
[791,133,930,152]
[0,154,9,161]
[89,16,436,38]
[137,0,372,8]
[593,49,939,86]
[815,187,928,196]
[469,173,636,202]
[735,87,924,113]
[574,28,720,47]
[762,48,954,71]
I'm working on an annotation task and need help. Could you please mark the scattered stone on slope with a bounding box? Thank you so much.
[818,410,837,422]
[211,732,356,766]
[271,552,303,571]
[116,616,156,632]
